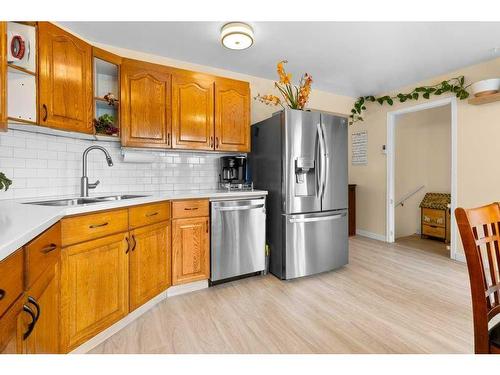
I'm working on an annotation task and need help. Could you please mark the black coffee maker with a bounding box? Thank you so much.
[220,156,247,184]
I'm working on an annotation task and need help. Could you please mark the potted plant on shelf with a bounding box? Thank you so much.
[0,172,12,192]
[255,60,313,110]
[93,114,119,136]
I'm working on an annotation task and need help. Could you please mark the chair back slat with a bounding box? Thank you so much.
[455,203,500,353]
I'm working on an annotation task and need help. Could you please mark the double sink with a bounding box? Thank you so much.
[24,195,149,207]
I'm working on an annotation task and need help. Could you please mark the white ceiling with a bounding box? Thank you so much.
[60,22,500,98]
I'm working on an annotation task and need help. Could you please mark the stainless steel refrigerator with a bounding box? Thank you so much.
[249,109,348,280]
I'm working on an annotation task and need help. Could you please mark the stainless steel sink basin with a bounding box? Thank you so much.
[23,194,149,207]
[94,195,149,201]
[24,198,103,206]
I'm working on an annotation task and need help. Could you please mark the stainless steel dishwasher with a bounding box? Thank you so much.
[210,197,266,283]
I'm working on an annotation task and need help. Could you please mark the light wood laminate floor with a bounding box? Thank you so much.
[89,236,473,354]
[396,234,449,258]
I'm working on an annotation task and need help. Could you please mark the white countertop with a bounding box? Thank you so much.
[0,189,267,262]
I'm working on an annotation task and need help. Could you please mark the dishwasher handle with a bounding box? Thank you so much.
[215,203,265,212]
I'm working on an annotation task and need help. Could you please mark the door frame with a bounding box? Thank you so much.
[386,96,458,260]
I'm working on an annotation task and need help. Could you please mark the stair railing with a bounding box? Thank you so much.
[396,185,425,207]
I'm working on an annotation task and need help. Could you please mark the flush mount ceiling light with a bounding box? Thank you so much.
[221,22,254,50]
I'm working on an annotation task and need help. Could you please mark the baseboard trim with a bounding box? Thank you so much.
[70,280,209,354]
[355,229,386,242]
[454,251,466,263]
[167,280,208,297]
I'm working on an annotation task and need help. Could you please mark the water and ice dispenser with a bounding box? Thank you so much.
[294,157,316,196]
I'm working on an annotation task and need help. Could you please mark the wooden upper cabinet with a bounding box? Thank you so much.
[38,22,93,133]
[60,232,129,351]
[215,79,250,152]
[0,22,6,131]
[120,59,172,148]
[129,221,171,311]
[172,73,214,150]
[172,217,210,285]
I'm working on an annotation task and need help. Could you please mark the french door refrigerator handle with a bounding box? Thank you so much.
[320,121,329,200]
[314,124,321,198]
[317,122,327,200]
[288,212,346,223]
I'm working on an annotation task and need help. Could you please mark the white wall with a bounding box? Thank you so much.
[394,105,451,238]
[0,129,222,200]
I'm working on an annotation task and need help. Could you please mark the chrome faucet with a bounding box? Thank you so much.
[80,146,113,197]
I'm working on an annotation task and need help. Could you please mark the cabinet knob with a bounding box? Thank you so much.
[0,289,5,300]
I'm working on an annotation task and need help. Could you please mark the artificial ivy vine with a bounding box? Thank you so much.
[349,76,470,125]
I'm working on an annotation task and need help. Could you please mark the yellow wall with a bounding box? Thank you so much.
[394,105,451,238]
[349,57,500,251]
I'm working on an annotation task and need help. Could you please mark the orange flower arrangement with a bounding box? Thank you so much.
[255,60,313,110]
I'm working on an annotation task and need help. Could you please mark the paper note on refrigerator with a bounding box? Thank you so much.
[352,131,368,165]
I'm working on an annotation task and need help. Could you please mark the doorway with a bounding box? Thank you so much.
[386,97,458,260]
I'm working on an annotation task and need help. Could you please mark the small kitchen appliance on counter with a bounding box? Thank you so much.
[219,155,253,191]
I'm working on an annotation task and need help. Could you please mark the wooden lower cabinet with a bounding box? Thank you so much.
[18,264,60,354]
[0,297,23,354]
[172,217,210,285]
[61,232,129,352]
[129,221,171,311]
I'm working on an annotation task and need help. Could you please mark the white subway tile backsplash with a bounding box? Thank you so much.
[0,129,226,200]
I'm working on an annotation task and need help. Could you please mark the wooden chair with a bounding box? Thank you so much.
[455,203,500,354]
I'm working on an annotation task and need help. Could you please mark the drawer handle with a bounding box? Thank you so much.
[0,289,5,300]
[184,207,199,211]
[89,222,109,229]
[146,212,159,217]
[40,243,58,254]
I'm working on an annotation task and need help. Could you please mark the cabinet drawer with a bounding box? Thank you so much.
[422,224,446,239]
[129,202,170,229]
[422,208,446,227]
[61,209,129,247]
[0,249,24,318]
[172,199,209,219]
[25,223,61,289]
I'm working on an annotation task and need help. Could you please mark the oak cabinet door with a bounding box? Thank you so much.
[129,221,171,311]
[61,233,129,352]
[18,264,61,354]
[120,59,172,148]
[172,73,214,150]
[38,22,93,133]
[172,217,210,285]
[0,21,6,131]
[215,79,250,152]
[0,297,23,354]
